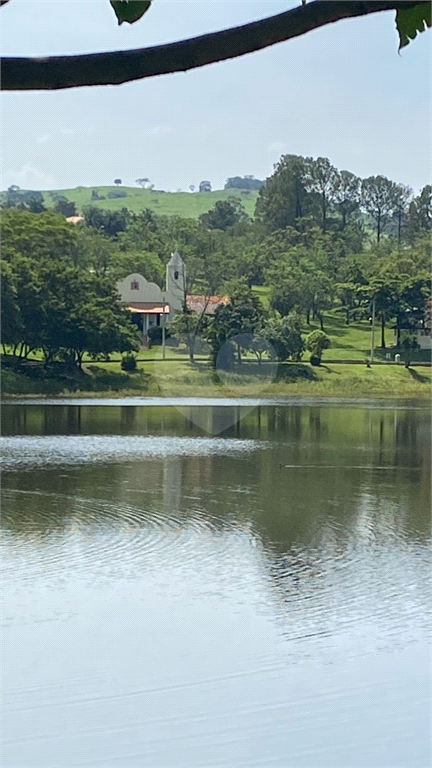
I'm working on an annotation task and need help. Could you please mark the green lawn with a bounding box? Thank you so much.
[35,186,259,219]
[3,355,431,399]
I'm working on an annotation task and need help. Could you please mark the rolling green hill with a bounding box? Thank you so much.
[4,186,260,219]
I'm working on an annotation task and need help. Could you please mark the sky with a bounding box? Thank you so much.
[1,0,431,193]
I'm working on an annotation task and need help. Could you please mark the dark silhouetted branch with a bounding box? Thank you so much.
[1,1,421,91]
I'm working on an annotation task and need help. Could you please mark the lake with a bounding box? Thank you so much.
[2,398,431,768]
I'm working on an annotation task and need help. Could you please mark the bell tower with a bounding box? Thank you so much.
[166,250,186,315]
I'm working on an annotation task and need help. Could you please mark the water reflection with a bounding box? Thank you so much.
[2,402,431,768]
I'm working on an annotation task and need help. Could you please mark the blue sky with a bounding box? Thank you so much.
[1,0,430,192]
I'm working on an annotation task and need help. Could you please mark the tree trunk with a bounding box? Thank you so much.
[380,314,386,348]
[346,306,350,325]
[306,310,310,325]
[322,191,326,231]
[319,314,325,331]
[377,210,381,243]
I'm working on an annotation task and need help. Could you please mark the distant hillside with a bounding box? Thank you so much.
[1,186,260,219]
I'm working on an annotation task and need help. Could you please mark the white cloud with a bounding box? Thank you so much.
[2,165,57,190]
[36,133,51,144]
[61,128,75,136]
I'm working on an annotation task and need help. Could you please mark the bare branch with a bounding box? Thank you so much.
[1,1,422,91]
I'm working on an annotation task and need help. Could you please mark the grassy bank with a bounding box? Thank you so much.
[2,359,430,400]
[3,311,430,400]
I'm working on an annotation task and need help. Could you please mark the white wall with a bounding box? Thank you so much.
[116,273,164,304]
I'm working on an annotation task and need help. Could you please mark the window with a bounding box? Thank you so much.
[131,280,139,290]
[174,270,179,280]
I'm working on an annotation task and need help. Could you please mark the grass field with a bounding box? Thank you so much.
[30,186,260,219]
[2,304,430,399]
[2,358,430,400]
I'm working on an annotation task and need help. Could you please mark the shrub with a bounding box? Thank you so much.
[310,355,321,366]
[107,189,127,199]
[306,330,331,361]
[121,354,137,371]
[147,326,171,346]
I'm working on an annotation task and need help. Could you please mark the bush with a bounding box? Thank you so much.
[147,326,171,346]
[306,330,331,361]
[121,354,137,371]
[310,355,321,366]
[107,189,127,199]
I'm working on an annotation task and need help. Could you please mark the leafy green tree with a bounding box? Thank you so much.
[361,175,399,243]
[225,176,264,191]
[406,185,432,242]
[75,225,120,276]
[207,285,266,367]
[199,200,246,231]
[304,157,340,231]
[0,259,23,354]
[261,314,304,361]
[333,170,361,228]
[255,155,314,232]
[305,329,331,364]
[53,196,78,217]
[392,183,412,245]
[3,188,47,213]
[35,265,139,367]
[82,205,130,237]
[1,208,78,263]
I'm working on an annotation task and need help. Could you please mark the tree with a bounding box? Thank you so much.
[82,205,130,237]
[199,180,212,192]
[305,329,331,364]
[136,178,150,187]
[53,196,78,217]
[392,183,412,245]
[406,185,432,242]
[225,176,264,191]
[114,178,122,185]
[361,175,399,242]
[333,170,361,228]
[0,259,23,354]
[255,155,314,232]
[75,225,120,276]
[3,188,47,213]
[261,314,304,362]
[305,157,340,231]
[207,285,266,367]
[199,200,245,231]
[2,2,430,90]
[1,208,78,263]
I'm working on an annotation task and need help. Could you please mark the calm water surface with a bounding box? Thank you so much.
[2,399,431,768]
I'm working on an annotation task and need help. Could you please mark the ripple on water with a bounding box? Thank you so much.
[0,434,264,471]
[1,486,258,591]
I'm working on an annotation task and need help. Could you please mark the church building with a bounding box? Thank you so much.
[116,251,186,336]
[117,250,229,341]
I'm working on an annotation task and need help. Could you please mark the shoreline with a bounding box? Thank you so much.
[2,360,431,402]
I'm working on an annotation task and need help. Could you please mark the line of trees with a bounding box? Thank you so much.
[1,151,430,372]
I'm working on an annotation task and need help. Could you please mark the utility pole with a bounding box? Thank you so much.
[162,294,166,360]
[370,295,376,363]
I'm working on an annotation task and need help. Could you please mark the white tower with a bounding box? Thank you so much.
[166,250,186,317]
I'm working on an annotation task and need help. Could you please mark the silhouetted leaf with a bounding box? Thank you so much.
[396,3,431,50]
[110,1,151,26]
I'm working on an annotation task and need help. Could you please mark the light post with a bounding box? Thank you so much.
[162,294,166,360]
[370,295,376,363]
